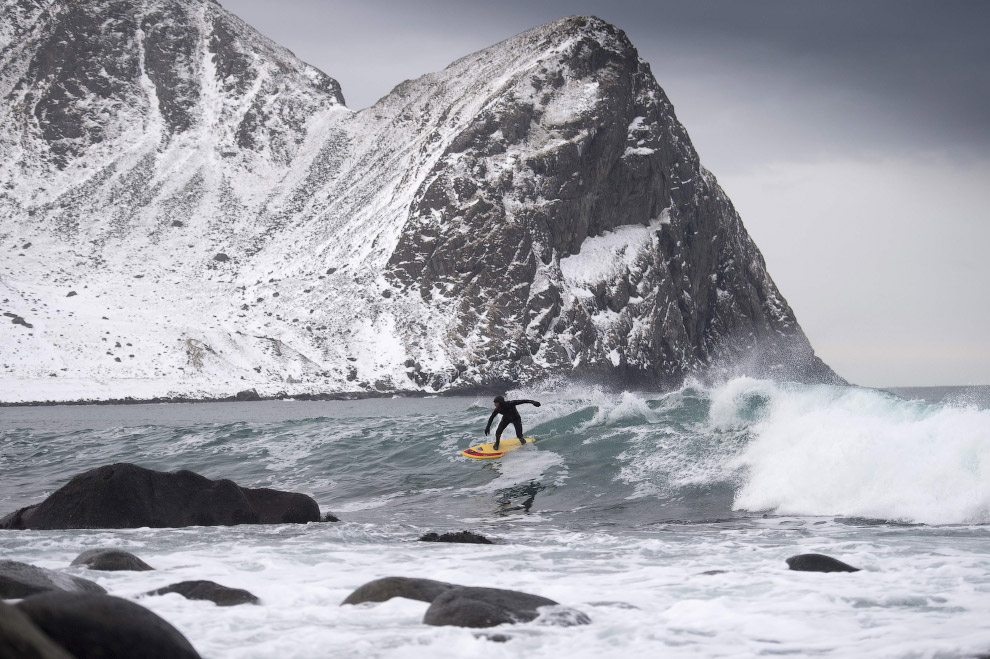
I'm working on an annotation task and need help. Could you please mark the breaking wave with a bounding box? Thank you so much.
[2,379,989,527]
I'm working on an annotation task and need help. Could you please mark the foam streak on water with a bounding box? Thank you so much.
[2,379,990,658]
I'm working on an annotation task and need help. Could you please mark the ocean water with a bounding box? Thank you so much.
[2,378,990,658]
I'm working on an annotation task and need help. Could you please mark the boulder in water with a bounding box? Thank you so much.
[0,560,106,598]
[786,553,861,573]
[16,592,202,659]
[423,586,590,628]
[70,549,154,572]
[418,530,494,544]
[0,463,321,530]
[0,599,75,659]
[146,580,260,606]
[342,577,455,605]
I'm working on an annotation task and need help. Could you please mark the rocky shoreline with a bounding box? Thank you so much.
[0,462,868,657]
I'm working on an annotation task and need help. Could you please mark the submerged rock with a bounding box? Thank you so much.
[146,580,260,606]
[0,463,321,530]
[71,549,154,572]
[16,592,202,659]
[423,586,590,629]
[418,530,494,544]
[342,577,455,605]
[0,560,106,599]
[786,553,861,573]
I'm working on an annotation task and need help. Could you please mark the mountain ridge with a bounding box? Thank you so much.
[0,3,842,403]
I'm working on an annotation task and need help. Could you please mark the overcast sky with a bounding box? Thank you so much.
[221,0,989,387]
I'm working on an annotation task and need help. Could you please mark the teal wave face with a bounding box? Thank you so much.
[2,380,989,527]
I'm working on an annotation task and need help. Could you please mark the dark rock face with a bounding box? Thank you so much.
[146,580,259,606]
[419,531,494,544]
[70,549,154,572]
[0,599,75,659]
[0,560,106,599]
[786,553,861,573]
[342,577,455,605]
[16,592,202,659]
[235,388,261,401]
[384,16,843,389]
[0,6,841,399]
[0,463,321,530]
[423,586,590,628]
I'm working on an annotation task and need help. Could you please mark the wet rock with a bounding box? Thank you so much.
[235,388,261,401]
[418,530,494,544]
[342,577,455,605]
[0,560,106,599]
[16,592,201,659]
[4,312,32,329]
[70,549,154,572]
[0,463,321,530]
[786,553,861,573]
[423,586,590,628]
[146,580,259,606]
[321,511,339,522]
[0,599,75,659]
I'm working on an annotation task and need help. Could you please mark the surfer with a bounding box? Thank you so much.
[485,395,541,450]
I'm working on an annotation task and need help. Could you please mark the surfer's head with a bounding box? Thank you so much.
[493,395,505,407]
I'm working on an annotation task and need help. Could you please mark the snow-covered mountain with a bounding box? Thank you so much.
[0,0,841,403]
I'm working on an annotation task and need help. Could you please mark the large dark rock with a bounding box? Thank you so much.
[786,553,861,573]
[16,592,202,659]
[423,586,590,628]
[0,560,106,599]
[0,599,75,659]
[0,463,321,530]
[71,549,154,572]
[234,388,261,401]
[419,530,494,544]
[342,577,455,605]
[146,580,259,606]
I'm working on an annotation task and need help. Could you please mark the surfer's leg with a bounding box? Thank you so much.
[513,419,524,443]
[493,418,511,450]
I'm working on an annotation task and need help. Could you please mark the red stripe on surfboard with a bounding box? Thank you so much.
[463,448,503,457]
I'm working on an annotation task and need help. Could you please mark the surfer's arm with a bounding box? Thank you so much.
[484,410,498,434]
[512,399,541,407]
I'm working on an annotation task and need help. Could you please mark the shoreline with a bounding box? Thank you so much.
[0,383,520,409]
[4,381,986,410]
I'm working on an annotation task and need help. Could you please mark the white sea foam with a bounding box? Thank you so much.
[7,521,990,659]
[719,380,990,524]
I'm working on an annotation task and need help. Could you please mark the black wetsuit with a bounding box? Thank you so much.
[485,399,540,449]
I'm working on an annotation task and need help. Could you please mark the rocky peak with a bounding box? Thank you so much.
[0,7,840,402]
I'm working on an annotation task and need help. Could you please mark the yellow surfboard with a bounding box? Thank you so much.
[461,437,536,459]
